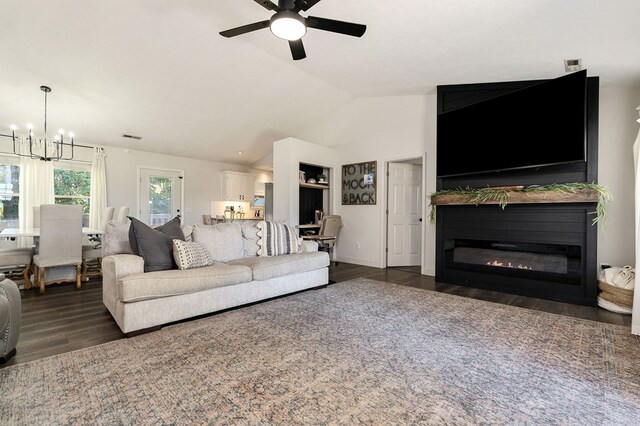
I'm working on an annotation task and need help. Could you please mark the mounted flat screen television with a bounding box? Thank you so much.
[437,70,587,178]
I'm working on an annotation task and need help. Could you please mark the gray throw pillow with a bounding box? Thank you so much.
[128,216,185,272]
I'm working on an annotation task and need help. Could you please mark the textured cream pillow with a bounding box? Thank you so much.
[172,239,213,270]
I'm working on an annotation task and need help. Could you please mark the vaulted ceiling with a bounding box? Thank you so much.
[1,1,639,166]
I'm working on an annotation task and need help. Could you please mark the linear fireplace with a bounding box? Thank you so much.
[435,204,597,305]
[446,239,582,285]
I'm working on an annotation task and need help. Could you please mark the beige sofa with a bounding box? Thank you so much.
[102,221,329,335]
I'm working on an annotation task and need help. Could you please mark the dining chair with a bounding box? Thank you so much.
[32,204,83,294]
[202,214,212,225]
[0,247,34,287]
[81,207,114,281]
[301,215,342,265]
[32,205,40,228]
[117,206,130,224]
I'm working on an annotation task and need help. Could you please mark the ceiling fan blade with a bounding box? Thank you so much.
[289,39,307,60]
[253,0,279,11]
[219,20,270,38]
[306,16,366,37]
[294,0,322,12]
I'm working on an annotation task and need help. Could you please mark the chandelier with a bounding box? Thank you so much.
[11,85,75,161]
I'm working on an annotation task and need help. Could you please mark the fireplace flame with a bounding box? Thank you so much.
[486,260,532,270]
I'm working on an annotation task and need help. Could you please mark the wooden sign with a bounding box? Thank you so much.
[342,161,376,205]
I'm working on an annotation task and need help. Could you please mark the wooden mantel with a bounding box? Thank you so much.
[430,189,599,206]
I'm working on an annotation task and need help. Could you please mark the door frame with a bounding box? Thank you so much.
[136,166,185,225]
[381,154,427,274]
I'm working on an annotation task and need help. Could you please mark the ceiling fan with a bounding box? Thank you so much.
[219,0,366,60]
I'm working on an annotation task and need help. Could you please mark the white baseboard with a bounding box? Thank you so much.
[336,257,383,268]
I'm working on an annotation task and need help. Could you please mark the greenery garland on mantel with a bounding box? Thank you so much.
[429,182,612,228]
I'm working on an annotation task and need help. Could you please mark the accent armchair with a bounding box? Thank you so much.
[0,273,20,363]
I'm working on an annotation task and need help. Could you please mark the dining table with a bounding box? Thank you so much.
[0,227,103,240]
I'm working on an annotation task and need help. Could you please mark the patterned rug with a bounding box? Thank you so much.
[1,278,639,425]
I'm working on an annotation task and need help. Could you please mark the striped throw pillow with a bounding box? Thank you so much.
[256,221,301,257]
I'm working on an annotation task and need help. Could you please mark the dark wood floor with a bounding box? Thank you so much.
[1,263,632,368]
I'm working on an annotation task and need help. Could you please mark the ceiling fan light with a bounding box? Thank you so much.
[270,12,306,41]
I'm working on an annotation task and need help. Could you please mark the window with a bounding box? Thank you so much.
[0,162,20,228]
[54,164,91,226]
[0,157,92,228]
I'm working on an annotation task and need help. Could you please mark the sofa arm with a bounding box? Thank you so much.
[301,240,319,253]
[102,255,144,309]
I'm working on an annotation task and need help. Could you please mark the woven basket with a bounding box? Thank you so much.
[599,290,633,309]
[598,280,634,297]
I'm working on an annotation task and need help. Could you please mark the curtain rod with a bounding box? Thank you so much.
[0,133,95,150]
[0,150,91,164]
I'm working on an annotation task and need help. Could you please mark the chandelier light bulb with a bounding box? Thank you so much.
[270,12,306,41]
[11,85,76,161]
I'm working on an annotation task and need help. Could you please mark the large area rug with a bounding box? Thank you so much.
[1,278,639,425]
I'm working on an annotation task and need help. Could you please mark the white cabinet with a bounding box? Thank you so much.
[222,171,255,202]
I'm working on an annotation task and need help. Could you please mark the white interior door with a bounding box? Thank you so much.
[387,162,422,267]
[139,168,183,225]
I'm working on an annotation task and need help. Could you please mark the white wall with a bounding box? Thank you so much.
[299,87,640,278]
[103,146,257,226]
[272,137,337,226]
[596,87,639,269]
[300,95,437,271]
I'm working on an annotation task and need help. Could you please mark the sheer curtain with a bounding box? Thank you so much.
[633,111,640,335]
[88,147,107,229]
[17,138,55,247]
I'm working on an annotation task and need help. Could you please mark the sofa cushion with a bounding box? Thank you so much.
[256,221,301,257]
[193,223,244,262]
[118,263,252,302]
[228,251,329,281]
[172,240,213,270]
[128,216,185,272]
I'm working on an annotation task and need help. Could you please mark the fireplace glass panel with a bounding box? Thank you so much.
[445,239,581,285]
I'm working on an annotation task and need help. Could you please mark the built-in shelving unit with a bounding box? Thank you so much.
[299,182,330,190]
[299,163,331,234]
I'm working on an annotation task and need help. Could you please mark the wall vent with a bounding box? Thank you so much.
[122,134,142,140]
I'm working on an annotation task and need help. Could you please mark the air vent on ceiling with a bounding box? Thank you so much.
[564,58,582,72]
[122,134,142,140]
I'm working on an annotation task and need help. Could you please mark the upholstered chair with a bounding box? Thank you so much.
[301,215,342,264]
[32,205,83,294]
[32,205,40,228]
[0,247,34,286]
[116,206,130,224]
[81,207,115,280]
[0,273,20,363]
